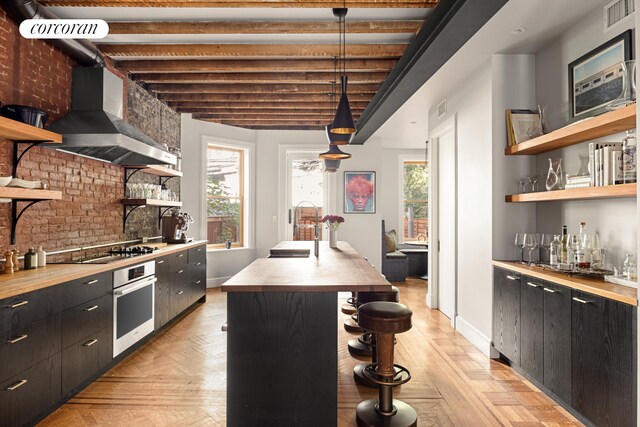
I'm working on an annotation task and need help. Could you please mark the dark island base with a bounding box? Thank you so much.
[227,292,338,426]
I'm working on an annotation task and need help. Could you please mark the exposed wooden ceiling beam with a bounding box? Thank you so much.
[193,113,359,121]
[212,119,330,126]
[42,1,437,7]
[133,71,388,84]
[107,20,423,35]
[186,108,362,116]
[158,92,373,102]
[168,101,370,109]
[148,83,379,93]
[99,43,406,58]
[116,59,397,73]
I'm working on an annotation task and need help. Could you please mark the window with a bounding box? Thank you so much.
[402,161,428,242]
[207,145,245,248]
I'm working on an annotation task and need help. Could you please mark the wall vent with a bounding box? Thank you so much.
[604,0,635,32]
[437,99,447,119]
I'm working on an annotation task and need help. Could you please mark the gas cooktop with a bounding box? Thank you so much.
[54,246,157,264]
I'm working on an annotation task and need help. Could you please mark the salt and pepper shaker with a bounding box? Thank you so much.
[12,249,19,272]
[24,248,37,270]
[4,251,13,274]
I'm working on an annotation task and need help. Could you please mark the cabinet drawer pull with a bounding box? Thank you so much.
[526,282,539,288]
[543,288,557,293]
[84,305,99,312]
[6,379,27,391]
[84,279,99,285]
[196,262,201,266]
[572,297,590,304]
[9,301,28,309]
[177,254,184,258]
[196,248,202,252]
[178,270,184,274]
[195,280,201,284]
[177,290,184,295]
[7,334,28,344]
[83,339,98,347]
[506,275,518,281]
[157,260,165,264]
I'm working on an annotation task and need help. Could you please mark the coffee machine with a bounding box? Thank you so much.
[162,211,194,243]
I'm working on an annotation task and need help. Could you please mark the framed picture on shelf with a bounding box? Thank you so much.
[568,30,632,120]
[344,171,375,214]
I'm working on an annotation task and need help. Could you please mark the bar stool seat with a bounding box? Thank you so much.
[356,301,416,427]
[348,287,399,358]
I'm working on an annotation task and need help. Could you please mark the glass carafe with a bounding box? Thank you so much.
[545,157,564,191]
[549,235,561,266]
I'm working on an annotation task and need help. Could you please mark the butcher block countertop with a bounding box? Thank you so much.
[222,241,391,293]
[0,240,207,300]
[493,260,637,306]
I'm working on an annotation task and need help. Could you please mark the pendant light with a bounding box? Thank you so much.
[319,144,351,160]
[323,159,341,172]
[330,7,356,135]
[326,58,353,145]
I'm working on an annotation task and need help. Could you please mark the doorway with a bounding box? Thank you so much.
[428,116,457,325]
[285,152,328,241]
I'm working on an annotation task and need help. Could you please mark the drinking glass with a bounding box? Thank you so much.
[539,233,553,264]
[531,175,541,192]
[524,233,540,265]
[514,233,525,263]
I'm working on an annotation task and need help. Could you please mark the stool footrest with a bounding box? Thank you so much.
[362,363,411,387]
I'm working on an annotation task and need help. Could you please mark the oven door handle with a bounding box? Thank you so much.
[114,277,157,296]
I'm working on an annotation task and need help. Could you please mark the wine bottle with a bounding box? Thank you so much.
[560,225,568,264]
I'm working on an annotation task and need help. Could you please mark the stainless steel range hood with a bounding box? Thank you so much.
[47,67,177,166]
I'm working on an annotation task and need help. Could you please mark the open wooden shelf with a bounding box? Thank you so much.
[121,199,182,207]
[505,183,636,203]
[505,103,636,155]
[0,187,62,200]
[0,116,62,143]
[126,165,182,178]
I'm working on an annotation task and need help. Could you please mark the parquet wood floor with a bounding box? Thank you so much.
[39,278,582,426]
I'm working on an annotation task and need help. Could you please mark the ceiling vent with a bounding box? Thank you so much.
[437,99,447,119]
[604,0,635,32]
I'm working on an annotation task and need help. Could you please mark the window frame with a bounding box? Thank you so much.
[400,159,428,243]
[206,145,245,249]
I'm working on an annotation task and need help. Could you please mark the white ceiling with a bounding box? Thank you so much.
[373,0,607,148]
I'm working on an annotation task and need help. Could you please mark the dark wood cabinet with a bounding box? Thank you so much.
[571,290,636,427]
[0,354,61,427]
[61,326,112,397]
[155,255,171,329]
[492,267,520,364]
[0,313,61,382]
[60,271,112,311]
[0,286,61,334]
[519,277,543,383]
[541,281,571,403]
[61,293,112,349]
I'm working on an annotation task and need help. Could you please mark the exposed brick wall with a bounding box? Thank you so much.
[0,7,181,254]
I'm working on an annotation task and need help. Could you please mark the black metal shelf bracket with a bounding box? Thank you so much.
[11,200,46,245]
[158,206,176,227]
[12,141,45,177]
[122,204,144,233]
[160,176,176,186]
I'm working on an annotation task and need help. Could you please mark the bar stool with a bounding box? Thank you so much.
[355,301,416,427]
[348,287,399,358]
[341,292,357,315]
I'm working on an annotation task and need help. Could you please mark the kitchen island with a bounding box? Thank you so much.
[222,241,391,426]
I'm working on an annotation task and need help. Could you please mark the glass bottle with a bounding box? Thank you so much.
[577,222,591,269]
[549,235,561,266]
[623,129,637,184]
[545,158,565,191]
[568,235,579,268]
[623,254,637,281]
[590,233,603,269]
[24,248,37,270]
[560,225,568,264]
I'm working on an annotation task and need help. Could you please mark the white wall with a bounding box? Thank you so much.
[429,59,494,353]
[535,3,637,269]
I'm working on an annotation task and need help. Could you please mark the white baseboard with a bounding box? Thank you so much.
[455,315,494,357]
[207,276,231,288]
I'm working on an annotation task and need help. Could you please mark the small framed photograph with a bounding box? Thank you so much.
[568,30,632,120]
[511,112,543,144]
[344,171,375,214]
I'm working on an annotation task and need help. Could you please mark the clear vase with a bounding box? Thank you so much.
[329,229,337,248]
[545,157,564,191]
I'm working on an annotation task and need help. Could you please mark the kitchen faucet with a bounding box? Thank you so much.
[293,200,319,257]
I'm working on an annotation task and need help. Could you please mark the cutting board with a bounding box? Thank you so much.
[145,242,168,249]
